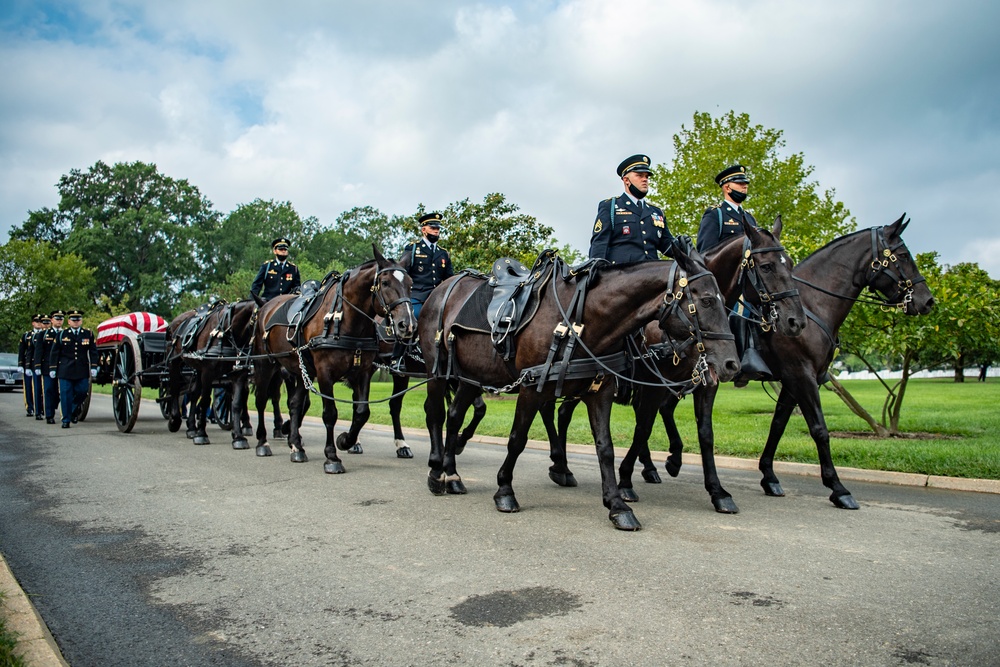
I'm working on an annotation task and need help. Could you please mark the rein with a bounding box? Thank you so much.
[733,238,800,331]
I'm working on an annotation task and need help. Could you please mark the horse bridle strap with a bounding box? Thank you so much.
[737,237,799,330]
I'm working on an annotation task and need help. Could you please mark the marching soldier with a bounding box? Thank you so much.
[17,314,44,417]
[34,310,65,424]
[250,237,301,301]
[29,314,52,420]
[48,310,99,428]
[696,164,759,252]
[589,154,675,263]
[402,213,453,319]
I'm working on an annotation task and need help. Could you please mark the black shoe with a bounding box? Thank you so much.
[61,422,70,429]
[26,411,33,417]
[36,414,43,420]
[46,418,55,424]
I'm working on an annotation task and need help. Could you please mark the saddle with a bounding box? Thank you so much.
[452,249,558,360]
[178,301,227,353]
[263,278,326,339]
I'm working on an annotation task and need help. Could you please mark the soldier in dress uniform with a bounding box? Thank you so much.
[589,154,675,263]
[698,164,769,385]
[402,213,454,319]
[696,164,758,252]
[35,310,64,424]
[17,313,44,417]
[250,237,302,302]
[29,314,52,420]
[48,310,99,428]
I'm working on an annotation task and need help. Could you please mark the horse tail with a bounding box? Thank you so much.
[614,378,636,407]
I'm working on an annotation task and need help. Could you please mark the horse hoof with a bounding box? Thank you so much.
[242,426,253,437]
[454,440,467,456]
[619,487,639,503]
[186,429,196,439]
[713,496,740,514]
[256,445,272,457]
[641,468,662,484]
[168,417,182,433]
[232,439,249,450]
[324,460,346,474]
[272,427,283,439]
[348,443,363,455]
[428,473,447,496]
[548,470,578,488]
[831,493,860,510]
[290,450,308,463]
[609,510,642,531]
[762,481,785,497]
[280,422,291,436]
[664,460,681,477]
[396,446,413,459]
[335,432,351,451]
[446,479,467,495]
[193,436,210,446]
[494,494,519,513]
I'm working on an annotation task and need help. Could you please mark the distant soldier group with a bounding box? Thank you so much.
[17,309,98,427]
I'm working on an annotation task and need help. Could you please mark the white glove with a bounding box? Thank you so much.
[50,371,56,379]
[90,368,97,378]
[24,369,32,377]
[16,366,22,373]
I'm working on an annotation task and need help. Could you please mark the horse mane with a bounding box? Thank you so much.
[796,226,871,270]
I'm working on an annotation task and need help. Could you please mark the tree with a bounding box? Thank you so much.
[649,111,856,260]
[14,160,218,315]
[0,240,94,351]
[309,206,409,272]
[439,193,554,273]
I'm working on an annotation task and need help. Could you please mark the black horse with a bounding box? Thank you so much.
[418,243,739,530]
[659,215,934,508]
[251,247,416,471]
[165,300,257,449]
[545,217,806,513]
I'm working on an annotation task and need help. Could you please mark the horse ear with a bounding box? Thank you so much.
[372,243,388,266]
[886,213,906,237]
[899,218,910,235]
[741,216,761,241]
[250,292,265,307]
[771,215,783,240]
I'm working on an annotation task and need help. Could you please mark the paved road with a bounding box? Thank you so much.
[1,391,999,667]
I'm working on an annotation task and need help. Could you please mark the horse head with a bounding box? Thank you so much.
[372,244,417,340]
[664,240,740,385]
[740,215,806,337]
[866,214,935,315]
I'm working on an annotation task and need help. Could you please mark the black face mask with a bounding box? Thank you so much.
[728,188,747,204]
[425,233,440,244]
[627,181,647,200]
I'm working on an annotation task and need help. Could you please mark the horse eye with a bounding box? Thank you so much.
[760,263,773,272]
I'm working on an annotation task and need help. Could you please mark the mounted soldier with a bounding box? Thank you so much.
[250,237,302,302]
[589,154,675,263]
[402,213,454,319]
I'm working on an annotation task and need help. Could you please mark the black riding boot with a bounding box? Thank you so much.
[733,315,772,387]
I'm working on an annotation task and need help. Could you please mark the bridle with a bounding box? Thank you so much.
[735,236,800,332]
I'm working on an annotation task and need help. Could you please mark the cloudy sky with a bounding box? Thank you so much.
[2,0,998,276]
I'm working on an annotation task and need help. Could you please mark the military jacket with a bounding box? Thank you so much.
[34,328,63,372]
[18,330,37,370]
[696,202,758,253]
[403,239,454,303]
[251,259,301,301]
[48,328,99,381]
[588,193,675,264]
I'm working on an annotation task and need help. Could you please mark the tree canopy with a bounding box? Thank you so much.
[439,193,554,273]
[649,111,856,260]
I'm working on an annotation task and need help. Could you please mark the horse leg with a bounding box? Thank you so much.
[493,393,543,514]
[167,358,184,432]
[319,374,346,474]
[230,372,250,450]
[286,377,308,463]
[336,372,372,457]
[583,387,641,531]
[192,375,212,445]
[425,378,450,495]
[618,388,664,502]
[441,383,479,494]
[661,396,685,477]
[758,385,798,497]
[389,373,413,458]
[455,393,487,456]
[254,365,273,457]
[691,383,737,513]
[272,375,289,438]
[546,399,578,488]
[788,381,859,509]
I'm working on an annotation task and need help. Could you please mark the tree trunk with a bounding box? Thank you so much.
[889,352,912,435]
[954,352,965,382]
[828,375,890,437]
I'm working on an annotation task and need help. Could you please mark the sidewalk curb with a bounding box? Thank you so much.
[0,553,68,667]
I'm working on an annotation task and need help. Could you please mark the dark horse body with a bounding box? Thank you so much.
[166,300,257,448]
[251,248,416,471]
[418,244,740,530]
[658,215,934,508]
[546,217,806,512]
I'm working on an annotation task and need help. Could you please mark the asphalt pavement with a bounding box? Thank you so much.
[1,391,999,667]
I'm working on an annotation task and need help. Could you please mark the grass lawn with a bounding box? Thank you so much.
[95,377,1000,480]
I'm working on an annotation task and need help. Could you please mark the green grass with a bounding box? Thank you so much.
[0,590,29,667]
[95,377,1000,479]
